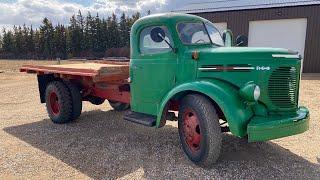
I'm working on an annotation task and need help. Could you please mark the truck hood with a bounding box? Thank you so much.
[197,47,297,60]
[195,46,302,112]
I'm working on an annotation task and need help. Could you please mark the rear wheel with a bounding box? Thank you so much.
[63,81,82,120]
[109,100,130,111]
[178,94,221,167]
[45,81,73,124]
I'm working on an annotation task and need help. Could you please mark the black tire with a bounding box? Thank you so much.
[88,96,105,105]
[45,81,73,124]
[178,94,221,167]
[108,100,130,111]
[63,81,82,120]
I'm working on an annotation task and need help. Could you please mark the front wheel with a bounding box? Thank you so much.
[178,94,222,167]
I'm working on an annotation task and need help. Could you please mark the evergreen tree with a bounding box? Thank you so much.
[94,13,104,55]
[39,18,54,59]
[0,33,2,50]
[83,12,94,55]
[13,26,23,56]
[119,12,129,47]
[34,30,42,59]
[26,26,35,58]
[76,10,85,52]
[2,29,15,53]
[68,15,82,57]
[54,24,67,59]
[108,13,120,48]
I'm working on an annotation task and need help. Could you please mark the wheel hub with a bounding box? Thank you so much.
[183,108,201,153]
[49,91,60,115]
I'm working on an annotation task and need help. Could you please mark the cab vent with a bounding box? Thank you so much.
[268,67,299,109]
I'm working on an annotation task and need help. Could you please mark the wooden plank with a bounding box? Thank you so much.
[20,62,129,82]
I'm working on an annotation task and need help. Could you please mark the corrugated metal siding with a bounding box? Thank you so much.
[194,5,320,73]
[175,0,320,13]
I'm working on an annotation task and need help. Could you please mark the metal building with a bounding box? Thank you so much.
[175,0,320,73]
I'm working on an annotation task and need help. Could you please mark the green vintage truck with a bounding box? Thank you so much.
[21,13,309,167]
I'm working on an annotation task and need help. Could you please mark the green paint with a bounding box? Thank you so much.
[129,13,309,140]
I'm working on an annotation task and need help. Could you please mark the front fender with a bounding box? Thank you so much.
[157,80,253,137]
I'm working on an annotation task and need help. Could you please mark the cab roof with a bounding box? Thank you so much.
[131,13,209,31]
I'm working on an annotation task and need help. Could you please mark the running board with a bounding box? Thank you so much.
[123,111,156,127]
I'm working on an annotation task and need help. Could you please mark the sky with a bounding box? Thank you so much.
[0,0,196,30]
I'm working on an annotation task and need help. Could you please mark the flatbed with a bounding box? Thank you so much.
[20,60,129,83]
[20,60,131,106]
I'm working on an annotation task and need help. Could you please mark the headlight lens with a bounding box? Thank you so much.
[239,82,260,102]
[253,85,260,101]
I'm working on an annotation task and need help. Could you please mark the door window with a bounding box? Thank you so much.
[140,26,173,54]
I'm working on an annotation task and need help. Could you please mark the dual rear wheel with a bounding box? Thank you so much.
[45,81,82,124]
[45,81,129,123]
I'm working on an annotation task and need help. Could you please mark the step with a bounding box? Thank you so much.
[123,111,156,127]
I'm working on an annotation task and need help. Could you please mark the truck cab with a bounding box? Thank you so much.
[21,13,309,167]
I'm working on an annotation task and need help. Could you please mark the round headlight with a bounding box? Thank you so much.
[239,83,260,102]
[253,85,260,101]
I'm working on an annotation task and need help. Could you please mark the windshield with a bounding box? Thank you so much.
[177,22,224,46]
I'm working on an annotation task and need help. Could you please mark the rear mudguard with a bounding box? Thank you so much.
[157,79,253,137]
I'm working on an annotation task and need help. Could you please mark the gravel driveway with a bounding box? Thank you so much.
[0,61,319,179]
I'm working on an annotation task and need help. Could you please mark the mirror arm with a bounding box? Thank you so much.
[159,33,176,53]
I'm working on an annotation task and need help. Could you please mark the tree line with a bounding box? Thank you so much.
[0,11,141,59]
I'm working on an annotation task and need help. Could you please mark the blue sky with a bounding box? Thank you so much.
[0,0,195,29]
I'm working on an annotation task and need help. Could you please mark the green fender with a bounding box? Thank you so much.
[156,79,253,137]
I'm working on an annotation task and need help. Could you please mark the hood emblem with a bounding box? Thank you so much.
[256,66,271,71]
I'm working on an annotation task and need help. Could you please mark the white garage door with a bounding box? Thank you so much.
[248,18,307,57]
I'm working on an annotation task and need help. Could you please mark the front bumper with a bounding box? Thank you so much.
[247,107,309,142]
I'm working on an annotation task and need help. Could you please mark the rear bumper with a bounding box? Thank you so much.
[248,107,309,142]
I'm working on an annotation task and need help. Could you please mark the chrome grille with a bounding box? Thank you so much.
[268,67,299,109]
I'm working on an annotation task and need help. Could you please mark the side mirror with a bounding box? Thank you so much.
[222,30,233,47]
[150,27,165,42]
[236,35,248,47]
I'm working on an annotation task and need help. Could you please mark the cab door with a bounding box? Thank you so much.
[130,25,177,115]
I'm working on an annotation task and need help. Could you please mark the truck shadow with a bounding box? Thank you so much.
[4,110,320,179]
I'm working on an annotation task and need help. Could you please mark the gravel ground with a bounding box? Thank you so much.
[0,60,319,179]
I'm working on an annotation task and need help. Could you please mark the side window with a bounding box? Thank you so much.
[140,26,173,54]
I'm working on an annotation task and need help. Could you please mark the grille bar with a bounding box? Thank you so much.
[268,67,299,109]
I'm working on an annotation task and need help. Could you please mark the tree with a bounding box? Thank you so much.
[83,12,94,56]
[13,26,23,57]
[26,26,35,58]
[39,18,55,59]
[67,15,82,57]
[76,10,85,52]
[2,29,15,53]
[0,31,2,50]
[119,12,130,47]
[108,13,120,48]
[54,24,67,59]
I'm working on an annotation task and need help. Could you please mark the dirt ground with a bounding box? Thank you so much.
[0,60,319,179]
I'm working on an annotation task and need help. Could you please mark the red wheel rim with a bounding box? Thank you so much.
[49,91,60,115]
[183,108,201,153]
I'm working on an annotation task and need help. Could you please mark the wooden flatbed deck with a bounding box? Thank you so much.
[20,61,129,83]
